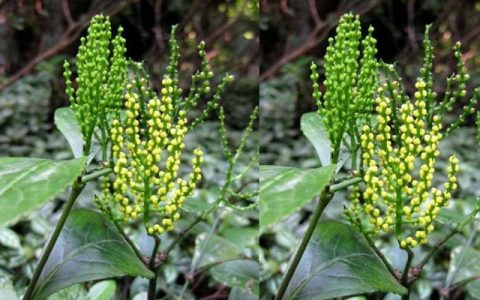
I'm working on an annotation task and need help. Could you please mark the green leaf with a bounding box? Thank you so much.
[48,284,86,300]
[0,279,19,300]
[0,157,87,226]
[228,287,257,300]
[221,227,258,248]
[300,112,331,166]
[54,107,84,158]
[210,260,259,295]
[284,221,407,299]
[86,280,116,300]
[448,246,480,298]
[0,228,21,249]
[33,209,153,300]
[259,164,335,231]
[192,233,240,269]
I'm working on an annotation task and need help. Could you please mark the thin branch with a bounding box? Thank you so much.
[259,0,381,81]
[148,235,161,300]
[363,232,399,280]
[416,227,459,272]
[62,0,74,26]
[0,0,138,92]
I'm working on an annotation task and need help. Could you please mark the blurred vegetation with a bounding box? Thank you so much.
[260,0,480,299]
[0,0,258,299]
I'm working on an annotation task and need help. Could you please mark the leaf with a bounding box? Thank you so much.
[300,112,332,166]
[86,280,116,300]
[448,246,480,298]
[48,284,86,300]
[192,234,240,269]
[0,228,21,249]
[0,157,87,226]
[284,221,407,299]
[33,209,153,300]
[228,287,257,300]
[259,164,335,231]
[210,260,259,295]
[221,227,258,248]
[54,108,84,158]
[0,279,19,300]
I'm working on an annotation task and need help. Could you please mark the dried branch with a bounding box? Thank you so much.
[0,0,138,92]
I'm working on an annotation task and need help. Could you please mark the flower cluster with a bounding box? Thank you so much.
[98,75,204,235]
[63,14,127,153]
[345,80,460,248]
[310,13,378,161]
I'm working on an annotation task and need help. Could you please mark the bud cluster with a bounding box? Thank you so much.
[63,14,127,152]
[310,13,378,161]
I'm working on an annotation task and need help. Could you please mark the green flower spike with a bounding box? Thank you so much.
[345,82,460,249]
[311,13,378,162]
[63,14,127,154]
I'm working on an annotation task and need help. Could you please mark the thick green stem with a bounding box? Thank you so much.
[23,179,84,300]
[275,190,333,300]
[148,235,161,300]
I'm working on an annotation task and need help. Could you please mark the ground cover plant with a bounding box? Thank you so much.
[0,14,258,300]
[260,12,480,300]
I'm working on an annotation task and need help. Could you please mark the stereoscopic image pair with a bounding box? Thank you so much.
[0,1,479,299]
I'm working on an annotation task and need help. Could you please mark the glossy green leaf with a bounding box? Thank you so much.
[192,233,240,269]
[259,164,335,231]
[210,259,259,295]
[448,246,480,298]
[54,107,84,158]
[284,221,407,299]
[86,280,116,300]
[0,228,21,249]
[0,157,87,226]
[0,279,18,300]
[48,284,85,300]
[300,112,331,166]
[33,209,153,300]
[228,287,258,300]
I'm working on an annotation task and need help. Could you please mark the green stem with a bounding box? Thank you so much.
[148,235,161,300]
[275,190,333,300]
[401,247,414,300]
[23,179,84,300]
[330,176,361,193]
[81,168,112,183]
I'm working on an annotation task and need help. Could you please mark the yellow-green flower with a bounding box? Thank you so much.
[98,76,203,235]
[345,80,460,248]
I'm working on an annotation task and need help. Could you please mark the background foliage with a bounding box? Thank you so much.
[260,0,480,299]
[0,0,258,299]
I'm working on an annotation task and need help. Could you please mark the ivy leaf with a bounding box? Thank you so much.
[284,221,407,299]
[54,108,84,158]
[192,233,240,269]
[0,157,87,226]
[259,165,335,231]
[300,112,331,166]
[0,280,18,300]
[32,209,153,300]
[210,260,259,295]
[448,246,480,299]
[86,280,117,300]
[0,228,21,249]
[228,287,258,300]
